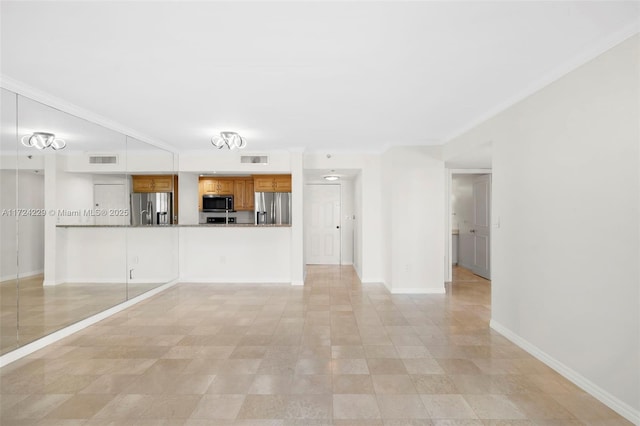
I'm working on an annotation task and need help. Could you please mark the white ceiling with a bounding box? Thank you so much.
[1,1,638,154]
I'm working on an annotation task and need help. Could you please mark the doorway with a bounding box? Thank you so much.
[449,172,492,280]
[305,184,341,264]
[94,184,128,226]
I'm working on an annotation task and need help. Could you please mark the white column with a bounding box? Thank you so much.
[290,150,304,285]
[42,152,57,286]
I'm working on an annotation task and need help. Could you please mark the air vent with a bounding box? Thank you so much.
[241,155,268,164]
[89,155,118,165]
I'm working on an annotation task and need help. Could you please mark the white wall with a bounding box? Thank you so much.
[178,172,199,225]
[179,150,292,173]
[180,227,292,283]
[340,179,355,265]
[63,227,127,283]
[446,35,639,422]
[353,171,363,277]
[381,146,445,293]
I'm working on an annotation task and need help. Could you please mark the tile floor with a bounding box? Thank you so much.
[0,265,631,425]
[1,275,165,354]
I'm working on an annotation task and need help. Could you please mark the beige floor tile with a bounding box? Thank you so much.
[553,394,628,422]
[45,394,114,419]
[2,394,72,420]
[138,394,201,419]
[283,394,332,419]
[411,374,458,395]
[463,394,526,419]
[206,374,254,394]
[332,345,366,359]
[403,358,445,375]
[1,266,630,425]
[367,358,408,374]
[376,394,429,419]
[332,359,370,375]
[372,374,417,394]
[248,375,294,395]
[236,394,287,419]
[333,394,381,419]
[91,394,154,419]
[333,374,375,394]
[420,394,478,419]
[189,394,245,419]
[289,375,332,394]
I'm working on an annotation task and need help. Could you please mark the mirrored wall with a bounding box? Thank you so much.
[0,88,179,355]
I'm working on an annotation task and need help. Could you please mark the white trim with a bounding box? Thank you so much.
[0,279,178,368]
[0,75,177,154]
[490,319,640,425]
[290,280,304,286]
[445,22,640,143]
[391,287,446,295]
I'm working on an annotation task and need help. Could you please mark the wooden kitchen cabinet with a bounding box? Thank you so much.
[132,175,174,193]
[253,175,292,192]
[200,178,234,195]
[234,178,255,211]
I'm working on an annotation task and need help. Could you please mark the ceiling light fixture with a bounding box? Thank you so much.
[323,175,339,181]
[211,131,247,150]
[21,132,66,150]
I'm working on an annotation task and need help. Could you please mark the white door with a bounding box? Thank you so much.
[470,175,491,279]
[305,184,341,264]
[94,184,128,226]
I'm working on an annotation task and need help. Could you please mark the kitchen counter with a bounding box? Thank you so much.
[57,224,291,228]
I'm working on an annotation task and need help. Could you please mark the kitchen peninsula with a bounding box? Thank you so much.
[54,172,295,288]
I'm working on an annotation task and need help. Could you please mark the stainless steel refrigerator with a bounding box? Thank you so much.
[255,192,291,225]
[131,192,173,225]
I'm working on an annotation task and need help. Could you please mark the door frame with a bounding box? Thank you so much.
[304,183,342,265]
[445,168,492,282]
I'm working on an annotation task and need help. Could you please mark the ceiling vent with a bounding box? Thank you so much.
[88,154,118,165]
[240,155,268,164]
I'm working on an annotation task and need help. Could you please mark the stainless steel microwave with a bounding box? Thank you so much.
[202,195,233,212]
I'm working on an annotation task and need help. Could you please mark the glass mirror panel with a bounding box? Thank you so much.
[15,94,128,348]
[126,136,178,299]
[0,89,18,354]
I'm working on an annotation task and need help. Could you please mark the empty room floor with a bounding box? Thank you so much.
[0,265,630,425]
[0,275,166,355]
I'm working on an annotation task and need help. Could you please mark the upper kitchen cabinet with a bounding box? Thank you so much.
[132,175,174,193]
[200,177,234,195]
[254,174,292,192]
[234,178,255,211]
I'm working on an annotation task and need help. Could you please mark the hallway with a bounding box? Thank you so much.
[0,265,629,424]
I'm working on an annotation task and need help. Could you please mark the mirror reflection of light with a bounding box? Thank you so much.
[21,132,66,150]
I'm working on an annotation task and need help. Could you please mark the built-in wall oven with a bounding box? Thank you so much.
[202,195,233,212]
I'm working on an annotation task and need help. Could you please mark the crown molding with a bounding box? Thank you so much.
[444,20,640,144]
[0,75,178,154]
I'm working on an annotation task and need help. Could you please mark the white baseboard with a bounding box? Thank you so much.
[0,279,179,368]
[391,287,446,294]
[490,319,640,425]
[290,280,304,286]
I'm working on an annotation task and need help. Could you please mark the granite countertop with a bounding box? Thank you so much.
[57,224,291,228]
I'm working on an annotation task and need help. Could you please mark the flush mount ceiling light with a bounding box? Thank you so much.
[211,131,247,150]
[323,175,339,181]
[21,132,66,150]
